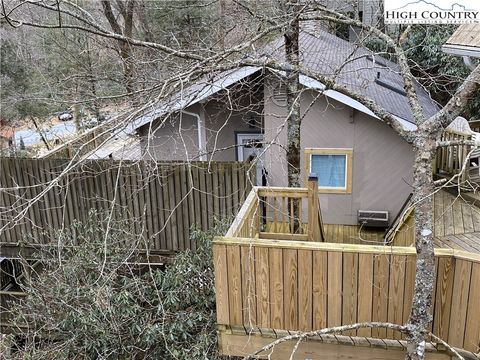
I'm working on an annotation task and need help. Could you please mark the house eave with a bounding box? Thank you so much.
[442,44,480,58]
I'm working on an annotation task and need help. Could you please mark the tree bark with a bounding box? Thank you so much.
[284,0,301,188]
[406,129,437,360]
[101,0,135,95]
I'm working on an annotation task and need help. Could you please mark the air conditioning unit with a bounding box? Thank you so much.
[358,210,389,228]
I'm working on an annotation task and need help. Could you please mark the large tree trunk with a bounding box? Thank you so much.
[406,131,437,360]
[284,1,301,188]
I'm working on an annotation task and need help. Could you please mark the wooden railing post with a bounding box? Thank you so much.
[307,173,320,241]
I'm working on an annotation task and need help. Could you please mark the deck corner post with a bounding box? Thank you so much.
[307,173,320,241]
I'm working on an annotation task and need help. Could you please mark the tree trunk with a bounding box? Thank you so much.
[284,1,301,188]
[406,131,437,360]
[101,0,135,95]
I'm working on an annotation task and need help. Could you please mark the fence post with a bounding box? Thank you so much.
[307,173,320,241]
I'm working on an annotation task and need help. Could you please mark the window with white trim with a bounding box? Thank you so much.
[305,148,353,194]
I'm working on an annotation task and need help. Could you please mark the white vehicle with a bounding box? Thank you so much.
[58,112,73,121]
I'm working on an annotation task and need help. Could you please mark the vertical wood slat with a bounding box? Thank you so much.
[199,164,208,229]
[312,251,327,330]
[402,255,417,340]
[372,254,390,339]
[327,251,342,327]
[387,255,406,340]
[357,253,373,337]
[173,165,184,250]
[448,259,472,348]
[298,249,313,331]
[269,248,284,329]
[205,163,214,229]
[342,252,358,336]
[241,246,256,328]
[433,256,455,340]
[227,245,242,326]
[255,246,270,328]
[283,249,298,331]
[213,244,229,325]
[464,262,480,353]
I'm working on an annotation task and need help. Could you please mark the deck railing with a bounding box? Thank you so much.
[225,177,325,242]
[215,184,480,357]
[435,130,472,182]
[213,237,480,354]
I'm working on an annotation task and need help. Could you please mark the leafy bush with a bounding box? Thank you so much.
[9,213,230,359]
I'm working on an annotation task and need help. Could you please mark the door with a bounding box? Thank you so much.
[236,133,264,186]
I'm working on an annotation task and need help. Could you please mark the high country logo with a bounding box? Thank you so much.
[384,0,480,24]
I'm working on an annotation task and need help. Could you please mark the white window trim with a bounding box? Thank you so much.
[236,133,263,161]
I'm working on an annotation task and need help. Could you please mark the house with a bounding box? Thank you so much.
[209,25,480,354]
[97,28,439,227]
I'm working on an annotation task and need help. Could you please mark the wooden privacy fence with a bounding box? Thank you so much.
[0,158,254,254]
[213,238,480,353]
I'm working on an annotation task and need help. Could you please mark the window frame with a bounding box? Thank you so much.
[304,148,353,194]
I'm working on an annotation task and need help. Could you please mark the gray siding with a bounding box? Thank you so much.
[264,80,413,225]
[138,87,263,161]
[139,107,199,161]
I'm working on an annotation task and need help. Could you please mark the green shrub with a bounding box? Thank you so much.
[9,213,230,359]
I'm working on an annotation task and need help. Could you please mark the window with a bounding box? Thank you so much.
[305,148,353,194]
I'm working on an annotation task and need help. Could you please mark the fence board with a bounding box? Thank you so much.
[255,246,270,328]
[283,248,298,331]
[448,259,472,348]
[357,253,373,337]
[240,246,256,327]
[269,247,284,329]
[298,249,313,331]
[464,262,480,353]
[327,251,342,327]
[227,245,242,326]
[312,251,327,330]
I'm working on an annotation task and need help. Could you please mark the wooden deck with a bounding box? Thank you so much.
[434,190,480,237]
[214,186,480,359]
[389,189,480,253]
[435,233,480,253]
[323,224,385,244]
[213,238,480,358]
[219,326,478,359]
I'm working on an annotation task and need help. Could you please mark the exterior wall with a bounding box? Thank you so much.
[139,106,199,161]
[203,97,262,162]
[264,78,414,225]
[138,85,263,162]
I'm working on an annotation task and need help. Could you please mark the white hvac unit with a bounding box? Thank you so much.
[358,210,389,228]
